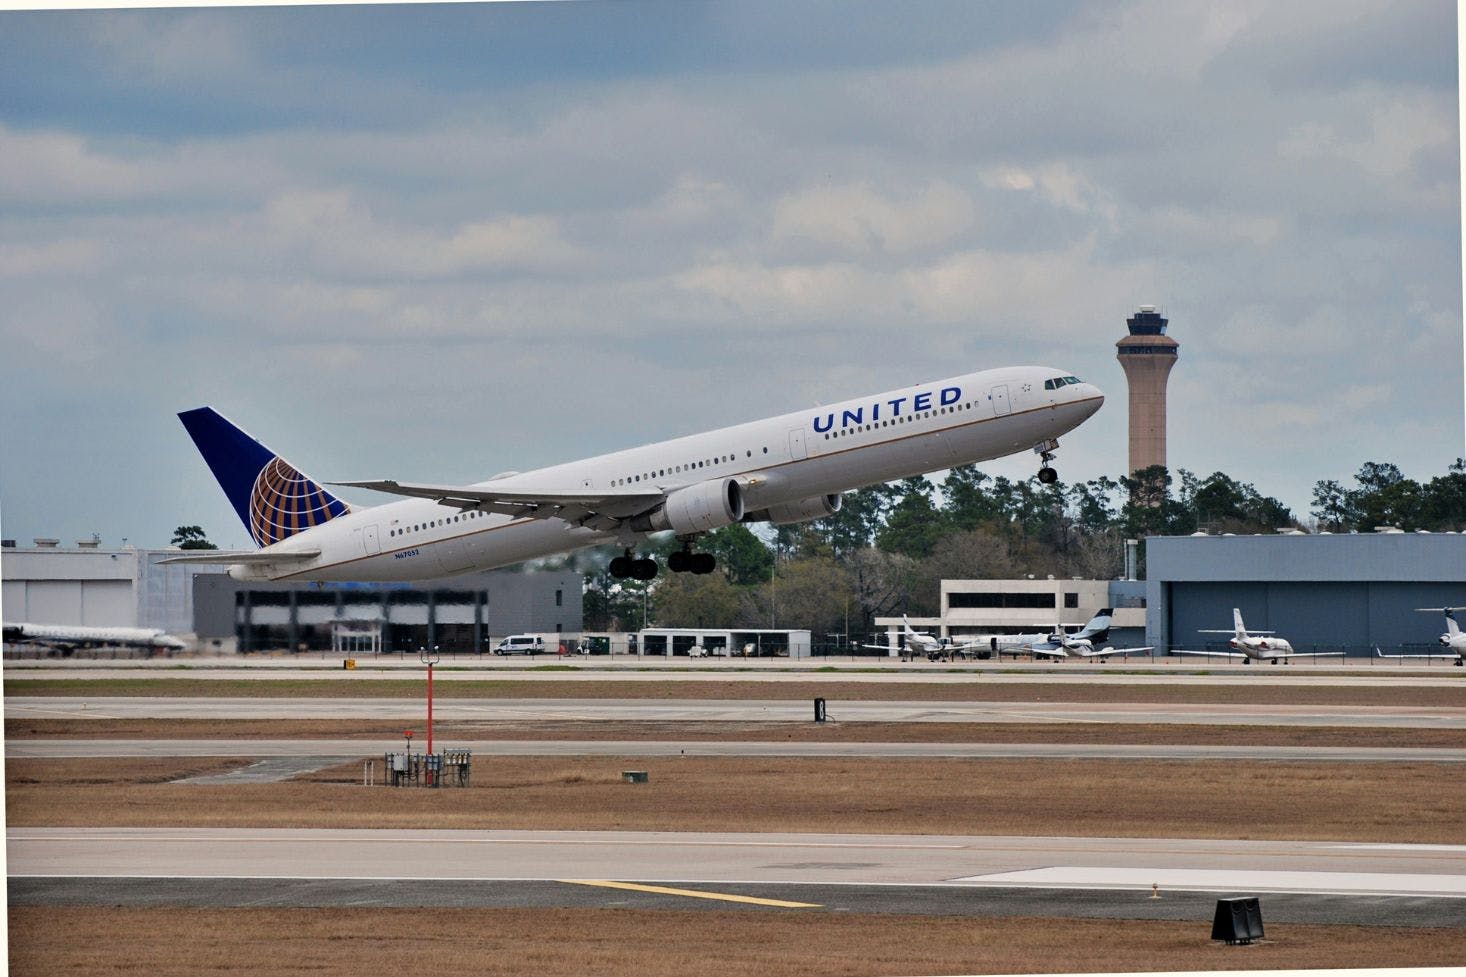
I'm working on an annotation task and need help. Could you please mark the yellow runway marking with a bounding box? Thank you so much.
[560,879,820,908]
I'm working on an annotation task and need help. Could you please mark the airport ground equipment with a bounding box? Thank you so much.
[383,750,471,788]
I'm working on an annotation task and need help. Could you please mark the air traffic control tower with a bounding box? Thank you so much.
[1116,305,1178,474]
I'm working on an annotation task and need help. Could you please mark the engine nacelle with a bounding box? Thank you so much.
[751,493,842,527]
[631,478,745,534]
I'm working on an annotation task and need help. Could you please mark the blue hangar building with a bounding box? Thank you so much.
[1144,531,1466,657]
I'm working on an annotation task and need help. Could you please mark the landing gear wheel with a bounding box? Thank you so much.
[668,550,689,573]
[609,555,632,579]
[1038,466,1058,484]
[691,552,716,575]
[630,558,658,581]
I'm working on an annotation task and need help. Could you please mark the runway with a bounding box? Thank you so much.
[12,738,1466,763]
[10,828,1466,908]
[9,695,1466,728]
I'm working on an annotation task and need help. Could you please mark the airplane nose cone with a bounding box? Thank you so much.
[1080,383,1104,416]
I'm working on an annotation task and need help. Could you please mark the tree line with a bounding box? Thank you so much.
[575,459,1466,641]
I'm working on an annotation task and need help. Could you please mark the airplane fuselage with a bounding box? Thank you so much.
[232,365,1102,582]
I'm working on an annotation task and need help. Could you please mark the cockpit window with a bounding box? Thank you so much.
[1046,376,1083,390]
[1064,376,1081,385]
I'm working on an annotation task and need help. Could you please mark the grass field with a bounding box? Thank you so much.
[8,676,1466,704]
[10,907,1465,977]
[9,754,1463,842]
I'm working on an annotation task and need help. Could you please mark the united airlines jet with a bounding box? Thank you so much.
[166,367,1103,583]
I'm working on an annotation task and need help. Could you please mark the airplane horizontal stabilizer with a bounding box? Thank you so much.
[159,549,321,565]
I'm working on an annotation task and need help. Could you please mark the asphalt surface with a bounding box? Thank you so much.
[12,739,1466,764]
[9,696,1466,727]
[10,828,1465,923]
[10,876,1464,927]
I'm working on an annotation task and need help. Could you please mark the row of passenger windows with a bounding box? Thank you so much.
[611,448,769,487]
[822,402,974,441]
[389,510,486,538]
[1043,376,1082,390]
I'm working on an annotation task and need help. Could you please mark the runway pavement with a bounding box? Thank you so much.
[12,738,1466,763]
[9,695,1466,727]
[9,827,1466,925]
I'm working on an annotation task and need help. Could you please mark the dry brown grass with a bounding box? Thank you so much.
[9,906,1465,977]
[11,716,1466,747]
[8,677,1466,705]
[9,755,1463,843]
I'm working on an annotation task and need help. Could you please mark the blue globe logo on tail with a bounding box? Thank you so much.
[248,456,350,547]
[179,407,349,549]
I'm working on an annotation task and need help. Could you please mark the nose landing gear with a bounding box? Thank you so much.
[1034,438,1060,484]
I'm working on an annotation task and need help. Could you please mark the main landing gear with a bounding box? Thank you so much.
[1034,438,1060,484]
[608,545,719,580]
[609,551,658,581]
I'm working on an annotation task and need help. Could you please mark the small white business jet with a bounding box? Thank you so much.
[3,622,187,652]
[1174,609,1344,664]
[1020,608,1154,660]
[166,366,1102,583]
[1375,608,1466,666]
[862,616,948,656]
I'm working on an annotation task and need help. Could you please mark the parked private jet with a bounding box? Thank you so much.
[861,616,950,656]
[1375,608,1466,666]
[1174,609,1344,664]
[1020,609,1154,660]
[3,622,187,652]
[166,367,1103,582]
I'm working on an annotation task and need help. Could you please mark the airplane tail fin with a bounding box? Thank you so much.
[1233,607,1247,638]
[178,407,349,548]
[1076,608,1113,642]
[1447,610,1460,636]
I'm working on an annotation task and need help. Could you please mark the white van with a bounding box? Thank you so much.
[493,634,545,656]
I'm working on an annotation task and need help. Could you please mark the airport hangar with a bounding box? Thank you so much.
[1145,529,1466,655]
[1,538,583,654]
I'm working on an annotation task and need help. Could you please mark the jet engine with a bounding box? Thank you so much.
[631,478,745,534]
[749,493,842,526]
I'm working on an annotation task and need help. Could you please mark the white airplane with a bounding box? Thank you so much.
[165,367,1103,582]
[862,615,947,656]
[3,622,187,652]
[1019,609,1154,660]
[1174,608,1344,664]
[1375,608,1466,666]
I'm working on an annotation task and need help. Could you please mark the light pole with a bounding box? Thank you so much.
[419,646,440,758]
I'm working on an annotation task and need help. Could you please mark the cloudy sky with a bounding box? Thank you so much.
[0,0,1459,550]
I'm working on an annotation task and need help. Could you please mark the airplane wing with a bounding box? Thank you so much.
[332,479,663,528]
[1271,650,1345,659]
[159,549,321,565]
[1025,645,1069,659]
[1198,628,1276,635]
[1376,648,1458,660]
[1082,645,1154,658]
[1171,649,1248,660]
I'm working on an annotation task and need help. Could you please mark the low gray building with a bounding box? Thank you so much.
[194,569,583,653]
[1145,531,1466,655]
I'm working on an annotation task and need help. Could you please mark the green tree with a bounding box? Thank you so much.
[701,524,773,585]
[171,525,217,550]
[875,476,946,558]
[650,571,743,628]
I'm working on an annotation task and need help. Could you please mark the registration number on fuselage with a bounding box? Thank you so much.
[394,549,421,560]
